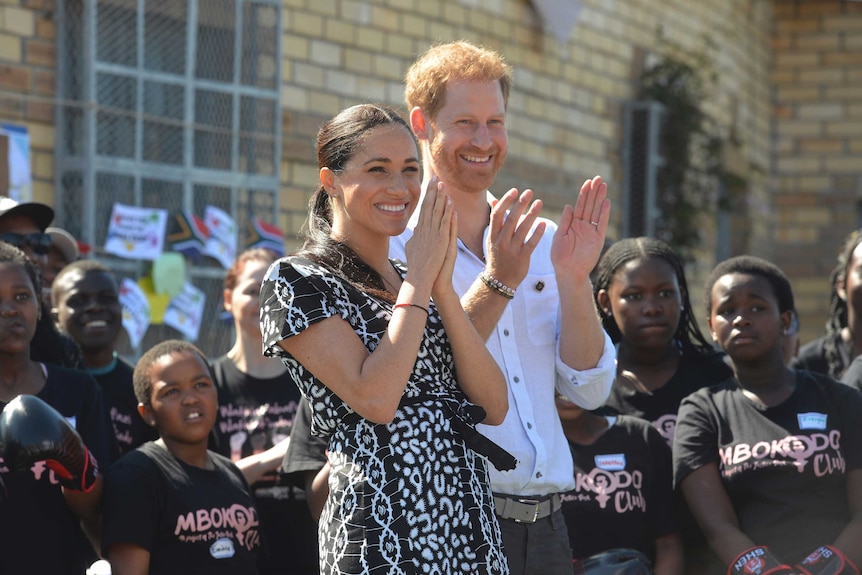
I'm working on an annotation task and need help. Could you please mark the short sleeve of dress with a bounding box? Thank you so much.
[260,257,339,359]
[672,390,719,488]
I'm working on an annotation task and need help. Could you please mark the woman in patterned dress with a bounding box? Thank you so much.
[259,104,512,575]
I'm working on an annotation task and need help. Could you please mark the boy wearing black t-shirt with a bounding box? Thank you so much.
[52,260,157,456]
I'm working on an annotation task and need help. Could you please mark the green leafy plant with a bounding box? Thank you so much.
[637,55,728,262]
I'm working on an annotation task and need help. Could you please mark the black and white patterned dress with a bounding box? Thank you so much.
[260,256,509,575]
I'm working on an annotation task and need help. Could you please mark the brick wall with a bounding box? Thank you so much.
[3,0,856,348]
[771,0,862,344]
[0,0,778,263]
[0,0,55,205]
[277,0,776,269]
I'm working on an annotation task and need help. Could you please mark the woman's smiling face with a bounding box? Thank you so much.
[325,123,421,244]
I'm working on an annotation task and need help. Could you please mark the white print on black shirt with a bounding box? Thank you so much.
[561,468,646,513]
[174,504,260,552]
[217,402,297,448]
[110,406,134,447]
[653,414,676,447]
[719,430,845,478]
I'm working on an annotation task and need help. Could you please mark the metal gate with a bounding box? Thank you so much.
[54,0,282,358]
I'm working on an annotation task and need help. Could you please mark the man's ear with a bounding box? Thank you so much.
[138,403,156,427]
[410,106,431,142]
[50,306,59,323]
[222,288,233,314]
[779,309,793,334]
[707,317,717,342]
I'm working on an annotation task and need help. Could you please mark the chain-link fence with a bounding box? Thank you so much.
[55,0,282,359]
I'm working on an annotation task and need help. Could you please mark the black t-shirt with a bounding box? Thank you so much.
[208,355,318,575]
[102,442,261,575]
[0,364,115,574]
[840,355,862,393]
[561,415,677,561]
[599,351,732,447]
[280,395,328,491]
[792,335,851,377]
[673,371,862,567]
[90,355,158,457]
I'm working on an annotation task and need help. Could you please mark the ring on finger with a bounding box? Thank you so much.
[589,220,599,226]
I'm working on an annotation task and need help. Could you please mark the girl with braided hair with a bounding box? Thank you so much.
[793,229,862,378]
[592,237,732,447]
[591,237,732,572]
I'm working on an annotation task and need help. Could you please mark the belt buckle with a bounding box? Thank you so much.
[514,498,539,523]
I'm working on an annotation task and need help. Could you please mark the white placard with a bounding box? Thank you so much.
[163,282,206,342]
[203,206,237,269]
[119,278,151,349]
[104,203,168,261]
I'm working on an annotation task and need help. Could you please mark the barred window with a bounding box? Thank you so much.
[55,0,282,357]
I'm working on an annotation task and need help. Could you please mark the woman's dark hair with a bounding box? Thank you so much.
[704,255,795,316]
[133,339,210,406]
[822,230,862,377]
[592,236,715,355]
[298,104,416,302]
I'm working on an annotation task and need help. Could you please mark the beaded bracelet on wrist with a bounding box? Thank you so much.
[480,271,516,300]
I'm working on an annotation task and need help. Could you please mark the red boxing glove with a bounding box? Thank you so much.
[0,395,99,493]
[728,546,795,575]
[795,545,859,575]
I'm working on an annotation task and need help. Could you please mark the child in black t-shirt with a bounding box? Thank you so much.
[0,242,111,575]
[592,237,732,446]
[51,259,157,457]
[556,394,682,572]
[102,340,260,575]
[209,248,318,575]
[674,255,862,573]
[793,229,862,378]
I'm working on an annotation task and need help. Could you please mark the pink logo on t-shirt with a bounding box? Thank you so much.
[720,430,844,477]
[174,504,260,550]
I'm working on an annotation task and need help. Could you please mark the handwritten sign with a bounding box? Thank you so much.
[204,206,237,269]
[105,204,167,261]
[163,282,206,341]
[119,278,151,349]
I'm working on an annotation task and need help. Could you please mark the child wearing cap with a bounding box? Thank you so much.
[45,226,80,299]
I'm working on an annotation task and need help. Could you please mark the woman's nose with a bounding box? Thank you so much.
[0,301,18,317]
[731,313,750,326]
[642,297,663,315]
